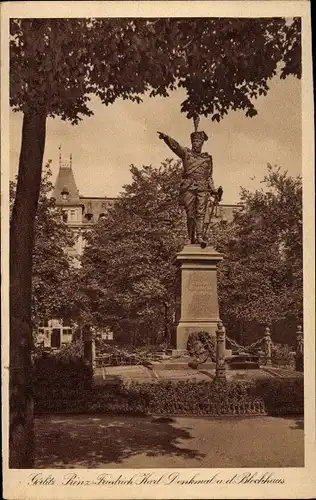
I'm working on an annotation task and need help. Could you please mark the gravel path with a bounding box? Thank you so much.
[34,414,304,469]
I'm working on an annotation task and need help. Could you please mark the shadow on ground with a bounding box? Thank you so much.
[289,417,304,430]
[34,415,205,468]
[273,415,304,431]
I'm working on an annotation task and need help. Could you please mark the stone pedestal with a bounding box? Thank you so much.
[172,245,224,350]
[83,330,96,371]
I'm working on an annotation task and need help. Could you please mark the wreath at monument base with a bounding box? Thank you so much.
[187,331,216,363]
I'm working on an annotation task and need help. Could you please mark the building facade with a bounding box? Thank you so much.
[52,155,116,268]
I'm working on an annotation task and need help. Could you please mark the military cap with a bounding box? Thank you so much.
[190,130,208,142]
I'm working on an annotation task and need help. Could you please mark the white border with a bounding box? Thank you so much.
[1,2,315,499]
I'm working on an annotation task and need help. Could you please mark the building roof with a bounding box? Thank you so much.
[53,165,80,205]
[80,197,116,223]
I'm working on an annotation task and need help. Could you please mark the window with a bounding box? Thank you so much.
[70,209,76,221]
[102,330,114,340]
[61,186,69,200]
[49,318,63,328]
[39,319,49,328]
[62,210,68,222]
[62,328,73,344]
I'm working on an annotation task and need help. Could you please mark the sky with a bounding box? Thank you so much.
[9,74,301,205]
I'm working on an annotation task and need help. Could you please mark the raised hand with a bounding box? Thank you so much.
[217,186,223,202]
[157,131,167,140]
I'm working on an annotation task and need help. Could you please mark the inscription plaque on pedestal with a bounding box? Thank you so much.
[173,245,223,351]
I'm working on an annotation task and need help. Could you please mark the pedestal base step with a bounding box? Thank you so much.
[228,362,260,370]
[149,360,216,371]
[226,354,260,370]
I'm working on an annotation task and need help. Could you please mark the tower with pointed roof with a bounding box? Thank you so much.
[53,152,80,205]
[52,148,117,268]
[53,150,83,267]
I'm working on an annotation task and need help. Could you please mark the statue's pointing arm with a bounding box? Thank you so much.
[157,132,186,159]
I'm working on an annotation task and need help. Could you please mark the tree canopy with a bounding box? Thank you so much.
[10,162,77,325]
[10,17,301,121]
[213,164,302,342]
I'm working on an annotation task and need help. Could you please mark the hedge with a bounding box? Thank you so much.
[34,376,303,417]
[32,351,92,392]
[255,377,304,416]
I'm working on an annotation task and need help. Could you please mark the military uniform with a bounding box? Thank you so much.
[161,134,215,243]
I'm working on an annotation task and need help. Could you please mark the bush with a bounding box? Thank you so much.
[34,375,304,418]
[33,342,92,393]
[56,340,85,360]
[295,354,303,372]
[255,377,303,416]
[271,343,295,368]
[125,379,264,415]
[34,379,263,416]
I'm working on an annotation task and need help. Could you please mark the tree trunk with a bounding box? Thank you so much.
[9,108,47,468]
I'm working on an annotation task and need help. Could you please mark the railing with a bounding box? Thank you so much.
[225,324,303,371]
[83,323,304,374]
[225,327,271,365]
[152,399,266,417]
[94,343,165,368]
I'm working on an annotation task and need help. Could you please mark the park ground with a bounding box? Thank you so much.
[34,414,304,468]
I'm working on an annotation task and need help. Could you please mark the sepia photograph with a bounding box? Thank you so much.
[1,1,315,499]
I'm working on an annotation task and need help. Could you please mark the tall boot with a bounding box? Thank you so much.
[187,217,195,244]
[195,218,205,245]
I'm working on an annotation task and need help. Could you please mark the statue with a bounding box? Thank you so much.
[263,327,272,365]
[296,325,304,356]
[158,116,222,246]
[295,325,304,372]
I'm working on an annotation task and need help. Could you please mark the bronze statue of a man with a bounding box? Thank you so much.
[158,125,221,245]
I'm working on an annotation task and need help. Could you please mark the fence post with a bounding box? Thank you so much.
[216,321,227,379]
[295,325,304,372]
[263,326,272,366]
[83,326,96,373]
[91,336,96,371]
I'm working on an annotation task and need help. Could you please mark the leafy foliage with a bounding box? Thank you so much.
[11,18,301,121]
[32,345,92,393]
[34,377,303,417]
[213,165,302,338]
[10,162,77,325]
[168,17,301,119]
[79,159,186,344]
[10,19,96,121]
[271,343,295,368]
[255,377,303,416]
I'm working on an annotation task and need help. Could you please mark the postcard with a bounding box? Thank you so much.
[1,1,315,499]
